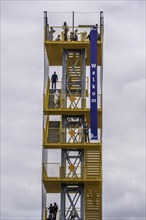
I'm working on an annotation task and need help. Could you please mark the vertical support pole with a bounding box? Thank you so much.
[42,12,49,220]
[61,184,66,220]
[41,149,48,220]
[41,184,47,220]
[72,11,74,33]
[81,149,84,179]
[61,148,66,178]
[80,184,84,220]
[81,49,86,109]
[61,49,67,220]
[62,116,66,144]
[62,49,67,108]
[44,11,47,41]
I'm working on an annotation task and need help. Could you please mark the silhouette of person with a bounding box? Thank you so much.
[51,72,58,89]
[53,202,58,220]
[62,22,69,41]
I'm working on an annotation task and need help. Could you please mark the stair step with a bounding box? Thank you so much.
[49,121,60,128]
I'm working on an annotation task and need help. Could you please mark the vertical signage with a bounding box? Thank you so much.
[90,27,98,140]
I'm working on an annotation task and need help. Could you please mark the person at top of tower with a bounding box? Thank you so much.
[70,32,74,41]
[51,71,58,90]
[62,22,69,41]
[55,34,61,41]
[48,27,56,41]
[74,29,78,41]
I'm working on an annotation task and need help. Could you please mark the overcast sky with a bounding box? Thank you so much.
[1,1,145,220]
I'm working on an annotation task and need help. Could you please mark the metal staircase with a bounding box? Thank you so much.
[48,121,60,143]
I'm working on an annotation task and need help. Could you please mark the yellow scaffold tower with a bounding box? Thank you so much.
[42,11,104,220]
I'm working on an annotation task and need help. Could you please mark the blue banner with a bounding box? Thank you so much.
[90,27,98,140]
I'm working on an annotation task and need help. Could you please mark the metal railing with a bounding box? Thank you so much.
[44,26,102,42]
[44,127,102,144]
[43,163,101,180]
[46,94,102,109]
[45,208,81,220]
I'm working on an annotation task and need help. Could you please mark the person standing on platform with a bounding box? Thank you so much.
[78,124,83,143]
[74,29,78,41]
[83,122,90,143]
[53,90,60,108]
[48,27,56,41]
[62,22,69,41]
[47,204,54,220]
[55,34,61,41]
[51,71,58,90]
[53,202,58,220]
[70,32,74,41]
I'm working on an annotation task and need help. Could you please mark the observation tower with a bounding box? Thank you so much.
[42,11,104,220]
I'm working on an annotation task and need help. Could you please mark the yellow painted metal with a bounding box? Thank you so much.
[44,41,102,66]
[44,208,47,220]
[85,183,102,220]
[43,142,102,150]
[43,178,101,194]
[84,150,102,219]
[43,162,101,180]
[43,109,102,127]
[43,20,103,220]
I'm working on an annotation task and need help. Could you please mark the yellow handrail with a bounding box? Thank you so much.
[45,115,49,143]
[42,163,101,180]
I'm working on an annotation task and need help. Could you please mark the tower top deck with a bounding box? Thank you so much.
[44,11,104,66]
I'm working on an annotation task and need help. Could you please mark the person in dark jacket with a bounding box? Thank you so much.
[47,204,54,219]
[53,202,58,220]
[51,72,58,89]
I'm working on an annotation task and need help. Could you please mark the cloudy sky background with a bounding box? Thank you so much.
[1,1,145,220]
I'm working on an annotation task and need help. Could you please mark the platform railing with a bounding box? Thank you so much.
[46,79,89,91]
[44,26,102,42]
[44,127,102,144]
[46,94,102,109]
[43,163,101,180]
[45,208,81,220]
